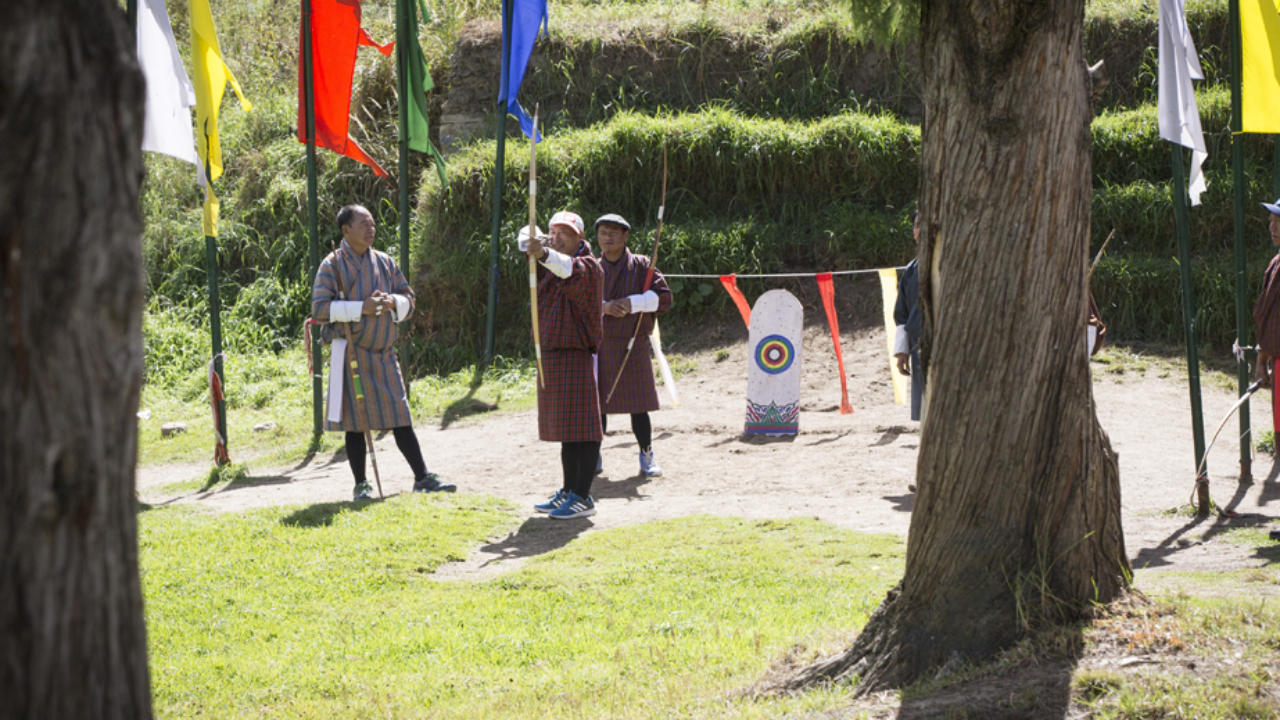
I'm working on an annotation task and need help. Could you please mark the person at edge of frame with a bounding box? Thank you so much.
[1251,198,1280,436]
[312,204,455,500]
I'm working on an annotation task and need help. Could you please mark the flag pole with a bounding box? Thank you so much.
[1171,144,1211,515]
[397,0,413,395]
[484,0,515,366]
[302,0,323,436]
[1228,0,1254,484]
[203,148,229,463]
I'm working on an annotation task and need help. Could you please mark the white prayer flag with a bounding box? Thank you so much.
[1158,0,1208,206]
[138,0,200,169]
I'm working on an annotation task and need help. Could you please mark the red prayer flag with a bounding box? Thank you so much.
[298,0,393,177]
[816,273,853,415]
[719,274,751,328]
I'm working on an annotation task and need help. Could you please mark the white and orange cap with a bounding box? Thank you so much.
[549,211,585,236]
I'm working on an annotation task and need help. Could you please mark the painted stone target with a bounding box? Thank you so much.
[745,290,802,435]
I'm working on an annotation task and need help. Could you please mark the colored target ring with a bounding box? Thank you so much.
[754,335,795,374]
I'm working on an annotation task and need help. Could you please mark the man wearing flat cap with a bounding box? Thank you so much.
[594,213,673,477]
[1253,198,1280,433]
[521,211,605,519]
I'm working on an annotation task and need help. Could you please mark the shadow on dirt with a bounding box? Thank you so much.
[1131,507,1278,570]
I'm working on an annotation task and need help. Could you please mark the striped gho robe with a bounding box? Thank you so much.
[312,240,414,432]
[536,239,605,442]
[598,249,673,414]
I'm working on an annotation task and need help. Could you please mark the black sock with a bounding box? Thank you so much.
[631,413,652,452]
[601,413,609,435]
[562,441,600,499]
[345,432,366,485]
[392,426,428,478]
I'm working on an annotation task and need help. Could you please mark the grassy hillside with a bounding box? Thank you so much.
[140,0,1260,389]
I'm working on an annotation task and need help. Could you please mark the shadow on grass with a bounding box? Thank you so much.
[474,516,592,568]
[895,644,1081,720]
[280,499,382,528]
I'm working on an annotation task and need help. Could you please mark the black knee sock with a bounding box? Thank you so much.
[345,432,366,485]
[392,426,428,478]
[601,414,609,435]
[562,441,601,499]
[631,413,652,452]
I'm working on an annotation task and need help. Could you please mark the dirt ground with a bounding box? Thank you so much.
[137,306,1280,587]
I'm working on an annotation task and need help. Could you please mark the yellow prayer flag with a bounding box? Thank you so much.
[191,0,251,186]
[202,187,219,238]
[878,268,909,405]
[1242,0,1280,133]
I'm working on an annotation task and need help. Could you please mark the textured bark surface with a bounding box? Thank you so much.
[783,0,1129,693]
[0,1,151,718]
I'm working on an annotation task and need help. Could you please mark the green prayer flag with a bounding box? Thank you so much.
[400,0,448,186]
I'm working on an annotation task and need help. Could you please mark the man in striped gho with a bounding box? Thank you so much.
[312,204,455,500]
[594,213,673,477]
[521,211,605,519]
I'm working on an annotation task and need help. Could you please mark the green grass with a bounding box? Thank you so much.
[141,507,903,719]
[1075,593,1280,719]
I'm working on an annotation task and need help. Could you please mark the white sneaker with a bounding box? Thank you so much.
[639,449,663,477]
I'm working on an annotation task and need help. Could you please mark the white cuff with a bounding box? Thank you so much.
[540,248,573,278]
[330,300,363,323]
[391,294,411,322]
[893,325,909,356]
[627,290,660,313]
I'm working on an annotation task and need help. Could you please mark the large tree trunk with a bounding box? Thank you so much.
[784,0,1128,692]
[0,1,151,718]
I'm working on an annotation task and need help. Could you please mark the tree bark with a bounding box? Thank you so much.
[784,0,1128,693]
[0,1,152,718]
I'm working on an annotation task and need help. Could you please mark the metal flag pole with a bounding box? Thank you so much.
[1171,144,1211,515]
[396,0,414,398]
[302,0,323,436]
[1228,0,1254,484]
[203,133,229,464]
[484,0,516,365]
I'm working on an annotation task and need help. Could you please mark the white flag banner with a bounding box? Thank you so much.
[1158,0,1208,206]
[138,0,200,170]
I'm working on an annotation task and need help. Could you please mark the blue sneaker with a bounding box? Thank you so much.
[549,492,596,520]
[534,489,569,513]
[353,482,374,501]
[595,454,603,475]
[639,449,663,477]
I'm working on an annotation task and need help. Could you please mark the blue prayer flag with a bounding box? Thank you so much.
[497,0,547,140]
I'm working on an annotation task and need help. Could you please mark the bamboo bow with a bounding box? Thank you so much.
[606,142,668,404]
[528,107,545,387]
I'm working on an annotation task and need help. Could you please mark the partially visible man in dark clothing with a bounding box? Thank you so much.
[1251,198,1280,432]
[893,211,924,423]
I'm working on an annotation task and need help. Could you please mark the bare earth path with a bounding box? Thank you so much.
[138,325,1280,585]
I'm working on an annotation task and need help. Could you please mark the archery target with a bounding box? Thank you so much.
[744,290,803,435]
[755,335,795,374]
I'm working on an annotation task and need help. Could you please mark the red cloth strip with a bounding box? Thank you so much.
[719,274,751,329]
[816,273,852,415]
[297,0,392,177]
